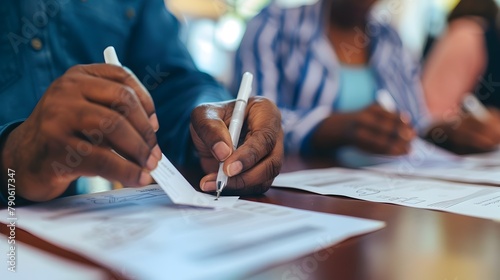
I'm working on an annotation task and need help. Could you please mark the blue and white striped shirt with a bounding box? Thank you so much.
[234,1,431,154]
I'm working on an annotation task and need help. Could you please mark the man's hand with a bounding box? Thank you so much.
[313,104,416,155]
[1,64,162,202]
[427,109,500,154]
[190,97,283,196]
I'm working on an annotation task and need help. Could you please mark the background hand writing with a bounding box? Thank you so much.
[312,104,416,155]
[427,108,500,154]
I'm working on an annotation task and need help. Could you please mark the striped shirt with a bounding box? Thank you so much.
[234,1,431,154]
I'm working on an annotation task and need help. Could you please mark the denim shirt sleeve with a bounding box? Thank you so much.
[124,0,231,168]
[0,120,24,206]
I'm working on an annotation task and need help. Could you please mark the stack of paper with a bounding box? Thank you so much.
[0,154,384,280]
[1,186,384,280]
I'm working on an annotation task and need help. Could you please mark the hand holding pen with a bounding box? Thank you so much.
[189,73,284,197]
[0,47,160,202]
[426,94,500,154]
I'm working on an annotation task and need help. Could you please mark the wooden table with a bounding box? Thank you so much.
[2,156,499,280]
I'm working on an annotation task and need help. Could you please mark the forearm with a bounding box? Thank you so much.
[423,18,487,120]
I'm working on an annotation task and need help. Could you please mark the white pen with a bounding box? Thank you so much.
[104,46,122,66]
[103,46,129,161]
[463,94,491,122]
[376,89,397,113]
[215,72,253,200]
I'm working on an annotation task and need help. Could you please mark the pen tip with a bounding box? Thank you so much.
[215,191,221,201]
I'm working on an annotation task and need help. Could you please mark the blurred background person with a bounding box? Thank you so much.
[423,0,500,154]
[233,0,431,166]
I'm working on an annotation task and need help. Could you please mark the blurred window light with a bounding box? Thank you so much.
[215,14,246,51]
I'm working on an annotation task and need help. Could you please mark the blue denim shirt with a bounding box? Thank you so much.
[0,0,230,204]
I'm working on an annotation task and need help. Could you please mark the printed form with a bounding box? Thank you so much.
[0,155,384,280]
[274,168,500,221]
[366,144,500,186]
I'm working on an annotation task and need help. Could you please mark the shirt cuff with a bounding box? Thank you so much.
[0,120,25,206]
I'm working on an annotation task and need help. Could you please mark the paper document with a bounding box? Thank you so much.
[337,138,461,168]
[367,138,461,166]
[364,142,500,185]
[0,185,384,280]
[368,159,500,186]
[0,236,106,280]
[150,153,239,208]
[463,149,500,167]
[274,168,500,221]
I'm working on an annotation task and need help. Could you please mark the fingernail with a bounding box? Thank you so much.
[212,142,231,161]
[152,145,162,160]
[146,154,158,170]
[227,161,243,177]
[400,113,412,124]
[201,181,217,192]
[150,113,159,132]
[139,171,153,186]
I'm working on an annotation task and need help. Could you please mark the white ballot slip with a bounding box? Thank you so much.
[274,168,500,221]
[0,236,106,280]
[0,186,384,280]
[150,153,239,208]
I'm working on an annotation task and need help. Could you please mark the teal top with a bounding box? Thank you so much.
[335,65,387,167]
[335,65,377,112]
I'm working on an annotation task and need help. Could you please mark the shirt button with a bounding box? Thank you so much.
[126,8,135,19]
[31,38,43,51]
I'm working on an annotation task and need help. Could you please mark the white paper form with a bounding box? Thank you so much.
[151,153,239,208]
[368,160,500,186]
[462,149,500,167]
[366,138,462,166]
[337,138,462,168]
[0,235,107,280]
[0,185,384,280]
[274,168,500,221]
[361,140,500,185]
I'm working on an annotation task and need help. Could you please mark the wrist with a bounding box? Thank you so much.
[311,113,353,152]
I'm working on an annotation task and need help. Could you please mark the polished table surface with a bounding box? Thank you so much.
[2,156,500,280]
